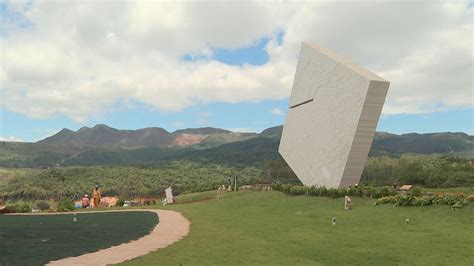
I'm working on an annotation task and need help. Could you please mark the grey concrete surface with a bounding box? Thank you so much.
[279,43,390,188]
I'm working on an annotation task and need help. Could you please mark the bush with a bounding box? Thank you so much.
[394,195,417,206]
[35,201,50,211]
[116,199,125,207]
[271,183,280,191]
[468,194,474,202]
[376,196,397,204]
[361,185,375,198]
[452,199,468,209]
[416,196,434,206]
[375,192,470,209]
[307,186,320,196]
[57,199,75,212]
[410,187,422,197]
[327,188,341,198]
[347,186,360,197]
[319,186,328,197]
[289,186,306,196]
[370,186,396,198]
[6,201,31,213]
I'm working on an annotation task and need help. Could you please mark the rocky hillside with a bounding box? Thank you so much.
[38,124,253,148]
[1,124,472,168]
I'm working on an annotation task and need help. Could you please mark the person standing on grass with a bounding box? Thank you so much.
[92,185,101,208]
[344,195,352,210]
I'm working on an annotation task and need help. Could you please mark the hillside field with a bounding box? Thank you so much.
[122,190,473,265]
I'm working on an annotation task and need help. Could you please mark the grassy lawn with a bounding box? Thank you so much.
[174,190,219,204]
[124,191,474,265]
[0,211,157,265]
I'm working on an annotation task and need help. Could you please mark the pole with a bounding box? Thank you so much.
[234,175,237,192]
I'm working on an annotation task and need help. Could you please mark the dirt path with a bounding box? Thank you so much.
[10,209,190,265]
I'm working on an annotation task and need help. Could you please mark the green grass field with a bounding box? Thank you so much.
[124,191,473,265]
[0,212,157,265]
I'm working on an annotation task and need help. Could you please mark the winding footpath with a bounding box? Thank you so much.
[11,209,191,266]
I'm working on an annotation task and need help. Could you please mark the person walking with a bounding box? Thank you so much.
[92,185,101,208]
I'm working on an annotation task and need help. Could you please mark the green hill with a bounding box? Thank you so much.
[371,132,474,156]
[1,124,472,168]
[39,124,174,148]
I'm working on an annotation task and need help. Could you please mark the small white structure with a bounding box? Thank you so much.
[279,43,390,188]
[165,187,174,204]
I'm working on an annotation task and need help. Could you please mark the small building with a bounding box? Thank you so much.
[399,185,413,191]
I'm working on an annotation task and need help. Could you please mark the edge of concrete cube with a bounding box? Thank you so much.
[280,42,390,188]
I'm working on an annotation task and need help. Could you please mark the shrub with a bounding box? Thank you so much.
[376,196,397,204]
[273,183,470,209]
[394,195,417,206]
[6,201,31,213]
[468,194,474,202]
[417,196,434,206]
[376,192,470,209]
[307,186,320,196]
[362,185,375,198]
[452,199,468,209]
[319,186,328,197]
[347,186,359,197]
[370,186,396,198]
[57,199,75,212]
[434,194,459,205]
[326,188,341,198]
[116,199,125,207]
[289,186,306,196]
[280,184,293,194]
[410,187,422,197]
[35,201,50,211]
[272,183,282,191]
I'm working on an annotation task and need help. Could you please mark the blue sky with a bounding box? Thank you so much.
[1,99,472,142]
[0,1,472,142]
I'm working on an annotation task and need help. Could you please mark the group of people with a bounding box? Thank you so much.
[216,184,231,199]
[81,185,101,208]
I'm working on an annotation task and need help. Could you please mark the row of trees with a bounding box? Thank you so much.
[263,155,474,188]
[361,155,474,187]
[2,155,472,201]
[0,161,262,200]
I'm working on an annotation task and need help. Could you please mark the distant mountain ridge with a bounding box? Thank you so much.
[0,124,472,168]
[38,124,474,155]
[39,124,248,148]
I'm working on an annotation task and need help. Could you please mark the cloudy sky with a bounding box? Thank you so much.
[0,0,472,142]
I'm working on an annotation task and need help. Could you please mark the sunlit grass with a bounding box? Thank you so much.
[123,191,473,265]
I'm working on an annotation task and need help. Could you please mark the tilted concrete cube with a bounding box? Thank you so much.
[279,43,390,188]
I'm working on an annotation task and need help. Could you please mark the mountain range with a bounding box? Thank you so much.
[0,124,472,168]
[39,124,255,148]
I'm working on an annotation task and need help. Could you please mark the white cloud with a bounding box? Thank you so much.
[0,0,471,122]
[0,136,24,142]
[271,108,285,116]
